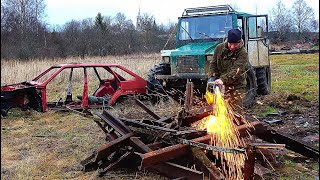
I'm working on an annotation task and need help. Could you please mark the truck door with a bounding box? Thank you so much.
[245,15,269,68]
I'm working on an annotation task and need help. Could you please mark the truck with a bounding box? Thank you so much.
[147,5,271,107]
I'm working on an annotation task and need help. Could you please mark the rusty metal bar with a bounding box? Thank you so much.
[95,132,134,162]
[136,143,190,168]
[237,121,265,137]
[95,111,131,136]
[138,134,215,168]
[191,147,225,180]
[147,141,163,150]
[130,137,153,152]
[182,105,214,126]
[119,117,177,133]
[97,150,132,176]
[81,132,134,171]
[255,127,319,159]
[129,137,205,180]
[156,116,173,123]
[119,117,168,127]
[152,162,205,180]
[244,146,255,180]
[138,121,263,168]
[135,99,161,120]
[184,81,194,111]
[175,129,207,137]
[250,143,286,149]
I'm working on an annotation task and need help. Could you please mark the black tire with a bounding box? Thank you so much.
[256,67,271,95]
[243,66,257,108]
[147,63,171,90]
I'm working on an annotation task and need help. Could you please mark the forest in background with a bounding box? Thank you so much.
[1,0,319,60]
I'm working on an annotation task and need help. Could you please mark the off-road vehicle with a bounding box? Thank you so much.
[148,5,271,107]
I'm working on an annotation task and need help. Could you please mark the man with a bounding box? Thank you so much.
[208,28,249,112]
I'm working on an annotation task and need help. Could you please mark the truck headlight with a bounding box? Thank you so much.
[162,56,170,63]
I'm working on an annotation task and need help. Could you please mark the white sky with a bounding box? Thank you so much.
[46,0,319,26]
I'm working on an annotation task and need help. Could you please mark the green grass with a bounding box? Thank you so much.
[270,54,319,101]
[273,152,319,180]
[259,105,279,117]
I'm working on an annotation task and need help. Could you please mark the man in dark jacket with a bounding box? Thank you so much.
[208,28,249,112]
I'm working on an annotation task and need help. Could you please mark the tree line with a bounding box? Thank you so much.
[269,0,318,43]
[1,0,318,60]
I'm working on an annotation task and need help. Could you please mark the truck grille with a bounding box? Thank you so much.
[176,56,199,73]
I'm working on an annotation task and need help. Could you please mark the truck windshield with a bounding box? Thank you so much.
[178,15,233,41]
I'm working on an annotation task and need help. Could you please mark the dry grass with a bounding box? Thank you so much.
[1,53,176,179]
[1,53,161,85]
[1,109,170,179]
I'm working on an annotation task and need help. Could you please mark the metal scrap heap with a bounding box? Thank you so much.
[80,83,319,180]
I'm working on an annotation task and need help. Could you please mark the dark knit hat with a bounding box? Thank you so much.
[227,29,242,43]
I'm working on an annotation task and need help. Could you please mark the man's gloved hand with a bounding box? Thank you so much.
[207,76,217,92]
[213,79,223,85]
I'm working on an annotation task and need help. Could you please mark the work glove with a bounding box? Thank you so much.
[207,76,217,92]
[213,79,223,85]
[207,76,217,85]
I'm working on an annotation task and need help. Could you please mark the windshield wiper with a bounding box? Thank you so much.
[180,26,194,42]
[198,32,215,40]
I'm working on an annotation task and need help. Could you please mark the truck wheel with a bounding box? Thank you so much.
[243,67,257,108]
[256,67,271,95]
[147,63,171,91]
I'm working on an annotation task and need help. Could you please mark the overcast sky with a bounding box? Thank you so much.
[46,0,319,26]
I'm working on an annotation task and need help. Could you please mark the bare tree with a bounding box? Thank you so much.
[269,0,293,42]
[292,0,315,38]
[310,19,319,32]
[113,12,133,32]
[1,0,47,59]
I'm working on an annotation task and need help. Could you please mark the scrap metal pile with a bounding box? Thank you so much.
[79,82,319,180]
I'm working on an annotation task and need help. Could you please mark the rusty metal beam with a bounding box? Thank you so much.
[255,127,319,159]
[81,132,134,171]
[129,137,205,180]
[156,116,173,123]
[191,147,225,180]
[138,134,214,168]
[152,162,205,180]
[147,141,163,150]
[135,99,161,120]
[119,117,177,133]
[137,121,263,168]
[237,121,265,137]
[244,146,255,180]
[184,81,194,111]
[95,111,131,136]
[119,117,168,127]
[136,141,192,168]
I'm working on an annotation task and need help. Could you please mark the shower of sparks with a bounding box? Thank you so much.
[192,87,253,180]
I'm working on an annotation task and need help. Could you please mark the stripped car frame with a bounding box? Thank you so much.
[1,63,147,116]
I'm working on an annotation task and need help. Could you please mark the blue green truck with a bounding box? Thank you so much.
[148,5,271,107]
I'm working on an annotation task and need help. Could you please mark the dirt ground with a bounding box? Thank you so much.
[244,93,319,179]
[248,93,319,146]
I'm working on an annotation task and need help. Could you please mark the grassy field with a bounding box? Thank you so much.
[0,53,161,86]
[1,53,319,179]
[270,54,319,101]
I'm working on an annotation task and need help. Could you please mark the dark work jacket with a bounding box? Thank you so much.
[209,40,249,90]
